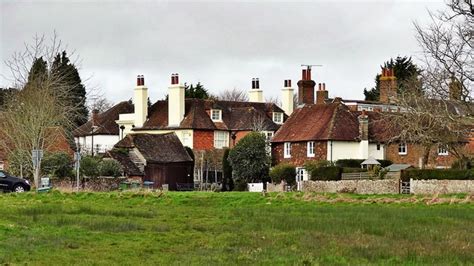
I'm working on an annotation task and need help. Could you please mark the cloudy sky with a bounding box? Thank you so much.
[1,0,446,105]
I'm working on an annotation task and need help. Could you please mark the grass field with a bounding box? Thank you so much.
[0,191,472,265]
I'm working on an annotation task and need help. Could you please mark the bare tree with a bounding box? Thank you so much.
[217,88,248,102]
[88,94,113,114]
[384,1,473,168]
[1,34,80,187]
[250,112,268,132]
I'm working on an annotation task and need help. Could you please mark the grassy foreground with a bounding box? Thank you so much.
[0,192,472,265]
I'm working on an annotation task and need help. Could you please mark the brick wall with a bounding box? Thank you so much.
[193,130,214,150]
[386,143,457,168]
[272,141,327,167]
[232,131,251,148]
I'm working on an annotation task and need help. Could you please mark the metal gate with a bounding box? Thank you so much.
[400,180,411,194]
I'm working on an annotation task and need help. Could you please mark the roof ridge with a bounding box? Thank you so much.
[326,103,339,140]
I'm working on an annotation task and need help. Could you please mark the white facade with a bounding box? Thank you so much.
[134,85,148,127]
[326,141,385,162]
[168,83,185,127]
[75,134,121,155]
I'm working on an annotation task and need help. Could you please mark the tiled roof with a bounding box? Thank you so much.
[136,99,284,131]
[272,102,388,143]
[73,101,134,137]
[114,133,192,163]
[105,149,144,176]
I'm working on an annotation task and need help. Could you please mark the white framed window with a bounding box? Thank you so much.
[272,112,283,124]
[438,145,448,156]
[307,141,315,157]
[284,142,291,158]
[211,109,222,122]
[214,131,229,149]
[398,143,407,155]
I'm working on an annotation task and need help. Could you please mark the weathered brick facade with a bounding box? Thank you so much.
[193,130,214,150]
[272,141,327,167]
[232,131,251,148]
[385,143,457,168]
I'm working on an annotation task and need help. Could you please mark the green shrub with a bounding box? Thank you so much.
[41,152,74,179]
[336,159,392,168]
[80,156,101,178]
[304,160,333,174]
[378,160,393,168]
[309,166,342,181]
[401,169,474,181]
[99,159,123,177]
[335,159,364,168]
[269,164,296,185]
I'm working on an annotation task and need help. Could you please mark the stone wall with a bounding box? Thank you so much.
[266,182,286,192]
[411,179,474,194]
[301,179,399,194]
[54,177,126,192]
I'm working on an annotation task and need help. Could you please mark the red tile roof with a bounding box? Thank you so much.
[272,102,388,143]
[73,101,134,137]
[136,99,285,131]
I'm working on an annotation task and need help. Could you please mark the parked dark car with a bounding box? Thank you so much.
[0,170,31,193]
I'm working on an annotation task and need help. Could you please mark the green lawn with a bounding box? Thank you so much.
[0,191,472,265]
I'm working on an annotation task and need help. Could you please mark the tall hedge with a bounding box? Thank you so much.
[309,166,342,181]
[269,164,296,185]
[401,169,474,181]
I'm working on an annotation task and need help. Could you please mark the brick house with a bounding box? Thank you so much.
[115,75,287,151]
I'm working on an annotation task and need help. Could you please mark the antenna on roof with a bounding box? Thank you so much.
[301,64,323,80]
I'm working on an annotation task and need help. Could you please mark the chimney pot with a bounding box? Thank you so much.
[307,68,312,80]
[256,78,260,89]
[323,83,326,90]
[252,78,256,89]
[288,79,291,87]
[302,69,307,80]
[284,80,287,87]
[141,75,145,86]
[318,83,321,91]
[137,75,141,86]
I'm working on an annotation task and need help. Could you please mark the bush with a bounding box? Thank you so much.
[269,164,296,185]
[335,159,364,168]
[336,159,392,168]
[304,160,333,174]
[80,156,100,178]
[41,152,74,179]
[401,169,474,181]
[99,159,123,177]
[309,166,342,181]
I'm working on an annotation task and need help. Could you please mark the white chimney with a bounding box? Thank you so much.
[249,78,264,102]
[281,79,294,115]
[134,75,148,127]
[168,73,185,127]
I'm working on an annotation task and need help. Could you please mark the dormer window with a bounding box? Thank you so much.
[273,112,283,124]
[211,109,222,122]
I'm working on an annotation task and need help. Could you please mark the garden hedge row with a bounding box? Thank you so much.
[401,169,474,181]
[336,159,392,168]
[309,166,342,181]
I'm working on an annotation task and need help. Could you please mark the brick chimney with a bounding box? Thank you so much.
[316,83,328,104]
[297,67,316,105]
[379,68,397,103]
[134,75,148,127]
[91,109,99,127]
[249,78,264,102]
[281,79,294,115]
[168,73,185,127]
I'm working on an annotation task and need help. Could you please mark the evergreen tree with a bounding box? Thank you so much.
[185,82,210,99]
[51,51,88,127]
[364,56,421,101]
[26,57,48,88]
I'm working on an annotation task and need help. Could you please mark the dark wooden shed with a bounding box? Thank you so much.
[114,133,194,190]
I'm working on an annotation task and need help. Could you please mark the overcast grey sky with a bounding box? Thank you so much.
[1,0,445,104]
